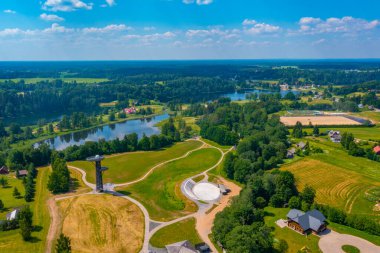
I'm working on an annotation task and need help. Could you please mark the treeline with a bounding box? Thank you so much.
[0,76,234,119]
[315,204,380,236]
[48,153,70,194]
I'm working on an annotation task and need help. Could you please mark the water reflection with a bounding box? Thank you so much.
[35,114,169,151]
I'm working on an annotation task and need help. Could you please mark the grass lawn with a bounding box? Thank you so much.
[117,148,222,221]
[201,138,231,151]
[0,167,51,253]
[303,126,380,142]
[282,138,380,219]
[69,140,203,184]
[264,207,321,253]
[342,245,360,253]
[150,218,202,248]
[0,174,26,220]
[57,194,144,253]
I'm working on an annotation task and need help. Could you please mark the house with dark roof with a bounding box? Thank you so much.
[328,130,342,143]
[0,166,9,175]
[286,209,326,235]
[287,148,296,159]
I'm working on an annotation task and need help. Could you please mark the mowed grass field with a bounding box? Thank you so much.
[0,174,26,220]
[281,139,380,219]
[69,140,203,184]
[0,167,51,253]
[303,126,380,142]
[264,207,320,253]
[150,218,202,248]
[57,194,144,253]
[118,148,222,221]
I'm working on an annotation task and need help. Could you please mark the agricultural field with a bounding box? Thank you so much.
[117,148,222,221]
[57,194,144,253]
[0,167,51,253]
[150,218,202,248]
[0,78,109,84]
[280,116,362,126]
[264,207,320,253]
[281,139,380,219]
[69,140,202,184]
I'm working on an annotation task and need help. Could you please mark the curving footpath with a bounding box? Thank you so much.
[47,139,239,253]
[319,230,380,253]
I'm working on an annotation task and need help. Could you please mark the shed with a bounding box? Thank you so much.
[374,146,380,155]
[218,184,230,195]
[18,170,28,177]
[6,208,20,221]
[0,166,9,175]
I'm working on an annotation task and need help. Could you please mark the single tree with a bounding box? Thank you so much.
[18,206,33,241]
[0,199,4,210]
[56,233,72,253]
[13,187,21,198]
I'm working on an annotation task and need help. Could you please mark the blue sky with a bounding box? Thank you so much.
[0,0,379,60]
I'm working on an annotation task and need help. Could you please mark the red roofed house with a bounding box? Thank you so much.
[123,107,137,114]
[374,146,380,155]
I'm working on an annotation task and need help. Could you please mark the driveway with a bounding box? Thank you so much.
[319,230,380,253]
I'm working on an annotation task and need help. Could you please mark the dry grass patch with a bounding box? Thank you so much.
[280,116,362,126]
[57,194,144,253]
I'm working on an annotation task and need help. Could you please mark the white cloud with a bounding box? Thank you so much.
[124,32,176,44]
[104,0,115,7]
[42,0,93,12]
[183,0,213,5]
[83,24,132,33]
[298,16,380,34]
[40,13,65,22]
[43,23,73,33]
[3,9,16,14]
[244,23,280,35]
[242,19,257,26]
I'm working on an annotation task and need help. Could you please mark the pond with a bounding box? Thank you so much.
[35,113,169,150]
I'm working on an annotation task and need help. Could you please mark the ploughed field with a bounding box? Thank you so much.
[281,139,380,219]
[117,148,222,221]
[57,194,144,253]
[69,140,202,184]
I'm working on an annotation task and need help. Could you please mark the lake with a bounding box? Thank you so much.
[222,89,300,101]
[35,113,169,150]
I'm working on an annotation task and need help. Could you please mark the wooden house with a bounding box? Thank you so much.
[287,209,326,235]
[0,166,9,175]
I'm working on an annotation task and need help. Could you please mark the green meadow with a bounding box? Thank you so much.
[69,140,203,184]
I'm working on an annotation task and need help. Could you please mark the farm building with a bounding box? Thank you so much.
[297,142,307,150]
[287,209,326,235]
[287,148,296,158]
[18,170,28,177]
[328,130,342,143]
[374,146,380,155]
[6,208,20,221]
[0,166,9,175]
[165,240,198,253]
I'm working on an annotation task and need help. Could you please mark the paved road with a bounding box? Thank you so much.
[319,230,380,253]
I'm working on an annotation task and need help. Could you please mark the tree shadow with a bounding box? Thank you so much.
[27,236,41,243]
[33,225,43,232]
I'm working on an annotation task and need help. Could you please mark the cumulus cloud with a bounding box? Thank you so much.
[312,38,326,45]
[42,0,93,12]
[40,13,65,22]
[183,0,213,5]
[44,23,73,33]
[298,16,380,34]
[244,23,280,35]
[105,0,115,6]
[3,9,16,14]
